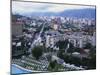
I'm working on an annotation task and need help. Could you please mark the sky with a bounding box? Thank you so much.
[12,1,95,14]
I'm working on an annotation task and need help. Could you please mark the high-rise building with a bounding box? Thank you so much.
[12,15,24,37]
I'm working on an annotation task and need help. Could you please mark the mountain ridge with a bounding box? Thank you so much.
[13,8,96,19]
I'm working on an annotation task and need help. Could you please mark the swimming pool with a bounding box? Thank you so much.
[11,64,32,74]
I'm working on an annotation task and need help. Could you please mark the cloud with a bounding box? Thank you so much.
[12,1,95,14]
[47,4,95,13]
[12,1,51,14]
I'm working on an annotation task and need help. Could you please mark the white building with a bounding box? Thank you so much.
[45,35,55,48]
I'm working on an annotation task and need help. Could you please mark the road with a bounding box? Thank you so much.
[29,22,45,52]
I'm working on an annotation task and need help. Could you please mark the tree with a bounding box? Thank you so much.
[89,46,96,57]
[67,42,75,53]
[57,49,64,59]
[88,54,96,69]
[49,60,57,69]
[74,47,82,53]
[56,40,69,49]
[48,60,62,71]
[84,43,92,49]
[63,54,70,63]
[88,46,96,69]
[67,48,74,53]
[32,46,43,60]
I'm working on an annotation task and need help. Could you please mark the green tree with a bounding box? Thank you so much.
[89,46,96,57]
[67,42,75,53]
[88,46,96,69]
[88,54,96,69]
[32,46,43,60]
[48,60,57,71]
[57,49,64,59]
[48,60,63,72]
[49,60,57,69]
[84,43,92,49]
[56,40,69,49]
[74,47,81,52]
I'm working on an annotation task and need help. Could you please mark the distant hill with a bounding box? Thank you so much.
[14,8,96,19]
[59,8,96,19]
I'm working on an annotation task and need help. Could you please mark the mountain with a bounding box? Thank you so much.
[59,8,96,19]
[25,12,58,17]
[20,8,96,19]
